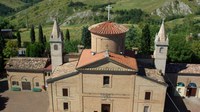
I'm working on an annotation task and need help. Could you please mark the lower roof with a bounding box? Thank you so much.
[5,57,50,71]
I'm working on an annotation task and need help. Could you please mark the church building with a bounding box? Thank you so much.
[47,19,168,112]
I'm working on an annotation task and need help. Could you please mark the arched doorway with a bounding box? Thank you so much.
[21,76,31,90]
[186,83,197,97]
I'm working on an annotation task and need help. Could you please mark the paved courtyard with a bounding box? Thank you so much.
[183,97,200,112]
[0,91,49,112]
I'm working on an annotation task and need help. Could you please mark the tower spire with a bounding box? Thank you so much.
[157,19,166,42]
[51,19,60,39]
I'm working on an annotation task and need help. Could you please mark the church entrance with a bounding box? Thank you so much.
[101,104,110,112]
[186,83,197,97]
[22,82,31,90]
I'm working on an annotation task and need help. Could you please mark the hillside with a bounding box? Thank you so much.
[7,0,200,28]
[0,0,42,16]
[0,0,25,9]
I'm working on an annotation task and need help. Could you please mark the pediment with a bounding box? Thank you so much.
[78,58,135,71]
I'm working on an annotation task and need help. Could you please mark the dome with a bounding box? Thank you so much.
[89,21,128,35]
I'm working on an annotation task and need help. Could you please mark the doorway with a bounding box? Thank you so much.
[186,88,197,97]
[22,82,31,90]
[186,83,197,97]
[101,104,110,112]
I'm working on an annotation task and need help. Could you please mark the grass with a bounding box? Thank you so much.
[8,0,176,27]
[0,0,24,9]
[166,15,200,28]
[112,0,173,12]
[20,24,85,43]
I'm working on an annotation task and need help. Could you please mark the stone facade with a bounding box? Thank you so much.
[47,63,167,112]
[8,71,46,92]
[5,57,51,92]
[47,19,167,112]
[90,33,125,54]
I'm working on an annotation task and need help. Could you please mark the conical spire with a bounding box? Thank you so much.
[158,19,166,42]
[51,20,60,38]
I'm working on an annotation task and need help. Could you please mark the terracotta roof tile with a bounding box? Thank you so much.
[76,49,137,70]
[89,21,128,35]
[51,61,78,78]
[144,68,165,83]
[5,57,49,71]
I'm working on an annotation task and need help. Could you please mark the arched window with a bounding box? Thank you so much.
[54,44,58,50]
[177,82,185,87]
[188,83,197,88]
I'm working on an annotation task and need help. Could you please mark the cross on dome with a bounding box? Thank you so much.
[106,5,112,21]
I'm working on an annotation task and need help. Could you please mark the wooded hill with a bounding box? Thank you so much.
[1,0,199,27]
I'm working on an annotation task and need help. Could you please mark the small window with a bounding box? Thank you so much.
[143,106,149,112]
[103,76,110,85]
[63,88,68,96]
[54,44,58,50]
[145,92,151,100]
[35,82,39,87]
[12,81,19,86]
[159,47,164,53]
[63,102,68,110]
[47,72,51,76]
[44,72,47,76]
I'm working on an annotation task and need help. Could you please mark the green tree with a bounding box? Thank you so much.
[140,24,151,54]
[16,31,21,47]
[3,40,18,58]
[30,25,35,44]
[0,17,14,29]
[125,25,140,50]
[168,35,193,62]
[44,42,50,57]
[191,41,200,61]
[26,43,44,57]
[38,24,44,44]
[43,35,47,43]
[0,34,4,71]
[81,26,91,48]
[64,40,80,53]
[65,29,70,42]
[0,34,5,54]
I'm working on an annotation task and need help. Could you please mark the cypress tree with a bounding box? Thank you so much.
[65,29,70,41]
[0,34,4,54]
[141,24,151,54]
[0,34,4,71]
[81,26,91,48]
[17,31,21,48]
[38,24,44,44]
[30,25,35,44]
[43,35,47,43]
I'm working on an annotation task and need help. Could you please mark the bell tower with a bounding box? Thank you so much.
[154,20,168,75]
[50,20,64,71]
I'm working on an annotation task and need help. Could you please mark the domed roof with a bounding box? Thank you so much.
[89,21,129,35]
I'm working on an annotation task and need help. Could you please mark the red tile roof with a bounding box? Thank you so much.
[76,49,137,70]
[89,21,129,35]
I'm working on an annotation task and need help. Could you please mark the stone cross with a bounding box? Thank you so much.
[106,5,112,21]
